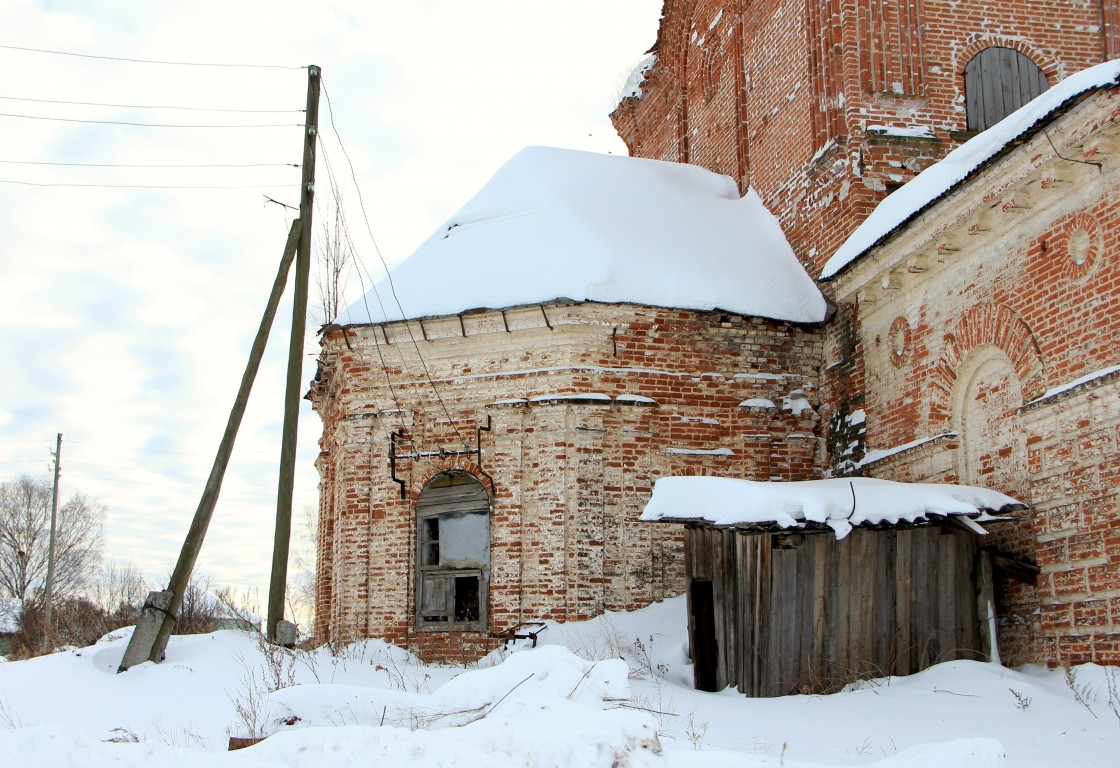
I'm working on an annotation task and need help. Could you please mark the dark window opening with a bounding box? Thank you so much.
[454,576,480,622]
[421,518,440,566]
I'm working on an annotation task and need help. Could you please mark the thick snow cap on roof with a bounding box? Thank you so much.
[640,476,1025,540]
[822,59,1120,280]
[337,147,826,326]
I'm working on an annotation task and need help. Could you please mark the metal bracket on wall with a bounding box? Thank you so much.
[388,415,495,498]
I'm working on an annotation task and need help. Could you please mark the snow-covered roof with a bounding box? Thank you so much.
[337,147,826,326]
[640,476,1025,540]
[822,59,1120,280]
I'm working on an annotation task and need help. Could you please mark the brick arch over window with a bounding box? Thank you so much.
[415,458,495,502]
[930,302,1046,425]
[962,45,1051,132]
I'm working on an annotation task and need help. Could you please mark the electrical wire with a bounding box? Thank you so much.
[320,75,468,449]
[314,144,451,473]
[0,179,299,190]
[66,439,285,466]
[313,143,411,442]
[0,94,303,113]
[66,460,282,489]
[0,43,305,70]
[0,159,299,169]
[316,138,445,465]
[0,111,301,128]
[64,469,313,500]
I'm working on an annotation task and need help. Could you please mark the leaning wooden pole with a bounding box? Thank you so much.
[267,64,320,642]
[117,219,303,672]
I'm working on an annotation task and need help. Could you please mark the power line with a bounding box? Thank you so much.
[320,75,468,449]
[0,179,299,190]
[0,111,302,128]
[0,159,299,169]
[66,438,284,465]
[315,142,411,439]
[0,43,305,70]
[0,94,303,114]
[316,117,445,463]
[66,459,276,485]
[64,469,313,500]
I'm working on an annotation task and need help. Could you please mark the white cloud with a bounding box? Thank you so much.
[0,0,662,607]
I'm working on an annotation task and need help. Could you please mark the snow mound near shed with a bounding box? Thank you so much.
[338,147,826,325]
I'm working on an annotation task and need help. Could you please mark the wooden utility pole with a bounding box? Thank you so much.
[43,432,62,628]
[268,64,320,642]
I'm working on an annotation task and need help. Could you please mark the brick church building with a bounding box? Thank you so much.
[312,1,1120,668]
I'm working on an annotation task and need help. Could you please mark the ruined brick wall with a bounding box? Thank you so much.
[824,92,1120,665]
[613,0,1113,276]
[310,303,823,661]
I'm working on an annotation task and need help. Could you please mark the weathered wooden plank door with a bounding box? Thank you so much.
[965,47,1048,132]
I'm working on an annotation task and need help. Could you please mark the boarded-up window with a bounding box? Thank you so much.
[416,472,489,629]
[964,48,1049,133]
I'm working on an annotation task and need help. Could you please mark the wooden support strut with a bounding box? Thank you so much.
[117,218,304,672]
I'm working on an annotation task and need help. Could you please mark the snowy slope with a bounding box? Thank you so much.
[337,147,826,326]
[2,599,1119,767]
[822,60,1120,279]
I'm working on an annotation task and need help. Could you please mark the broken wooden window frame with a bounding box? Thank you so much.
[415,471,491,631]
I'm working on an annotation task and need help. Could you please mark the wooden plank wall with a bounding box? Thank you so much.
[686,525,983,697]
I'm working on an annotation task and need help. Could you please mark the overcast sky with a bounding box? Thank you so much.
[0,0,662,617]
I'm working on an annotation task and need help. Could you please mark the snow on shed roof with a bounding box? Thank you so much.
[337,147,826,326]
[640,476,1025,540]
[821,59,1120,280]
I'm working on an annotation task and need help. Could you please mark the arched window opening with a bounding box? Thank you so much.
[415,471,490,630]
[964,47,1049,133]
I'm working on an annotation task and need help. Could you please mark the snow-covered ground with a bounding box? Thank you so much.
[1,596,1117,766]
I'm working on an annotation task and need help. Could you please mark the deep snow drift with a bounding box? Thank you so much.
[2,597,1119,767]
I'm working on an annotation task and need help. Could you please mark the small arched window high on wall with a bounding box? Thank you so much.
[964,47,1049,133]
[416,471,490,630]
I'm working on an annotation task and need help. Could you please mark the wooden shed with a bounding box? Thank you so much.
[642,477,1026,697]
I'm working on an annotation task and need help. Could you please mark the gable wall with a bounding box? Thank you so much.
[614,0,1113,277]
[827,93,1120,665]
